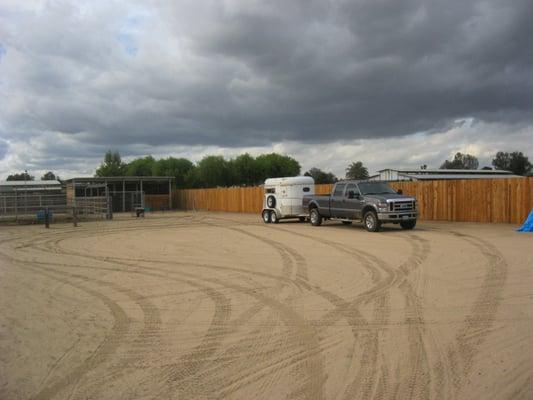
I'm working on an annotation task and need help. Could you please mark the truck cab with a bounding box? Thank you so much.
[302,180,418,231]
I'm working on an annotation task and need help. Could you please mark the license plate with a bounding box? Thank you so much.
[401,215,409,219]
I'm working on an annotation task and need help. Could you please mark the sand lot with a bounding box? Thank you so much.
[0,212,532,400]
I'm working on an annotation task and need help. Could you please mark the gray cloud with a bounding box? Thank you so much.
[0,139,7,160]
[0,0,532,177]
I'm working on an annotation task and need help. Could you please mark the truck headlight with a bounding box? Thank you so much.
[377,202,388,211]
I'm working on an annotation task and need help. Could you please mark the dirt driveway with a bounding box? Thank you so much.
[1,212,532,399]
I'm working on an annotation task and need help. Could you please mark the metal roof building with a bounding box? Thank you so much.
[0,180,62,193]
[368,168,522,181]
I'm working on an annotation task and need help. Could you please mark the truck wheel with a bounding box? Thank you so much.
[266,195,276,208]
[342,221,352,225]
[363,211,381,232]
[262,210,271,223]
[309,208,322,226]
[271,212,279,224]
[400,220,417,230]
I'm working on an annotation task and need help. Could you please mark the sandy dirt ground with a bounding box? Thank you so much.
[0,212,532,400]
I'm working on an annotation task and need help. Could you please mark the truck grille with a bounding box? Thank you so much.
[390,201,415,212]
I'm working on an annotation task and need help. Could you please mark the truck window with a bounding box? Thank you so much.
[358,182,396,195]
[345,183,357,197]
[333,184,346,197]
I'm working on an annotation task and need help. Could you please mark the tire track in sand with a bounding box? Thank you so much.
[205,216,396,399]
[6,265,130,400]
[38,225,325,400]
[255,223,394,400]
[2,231,232,400]
[444,231,508,395]
[208,222,383,398]
[39,224,298,398]
[393,234,435,400]
[200,222,327,399]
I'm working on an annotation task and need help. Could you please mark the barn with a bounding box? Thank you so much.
[63,176,174,212]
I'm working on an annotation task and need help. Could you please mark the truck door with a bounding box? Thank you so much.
[341,183,364,219]
[330,183,346,218]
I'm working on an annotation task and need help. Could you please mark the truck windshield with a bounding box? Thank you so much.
[358,182,397,195]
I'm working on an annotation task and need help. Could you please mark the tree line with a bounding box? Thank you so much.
[94,151,306,188]
[5,171,58,181]
[5,150,531,187]
[439,151,532,176]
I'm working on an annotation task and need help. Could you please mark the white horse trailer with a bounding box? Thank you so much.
[261,176,315,223]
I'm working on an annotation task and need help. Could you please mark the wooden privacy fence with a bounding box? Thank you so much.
[173,178,533,224]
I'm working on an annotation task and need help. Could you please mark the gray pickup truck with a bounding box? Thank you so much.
[302,180,418,232]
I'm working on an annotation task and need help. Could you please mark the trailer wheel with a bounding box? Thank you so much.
[266,195,276,208]
[262,210,271,223]
[271,212,279,224]
[310,208,322,226]
[363,210,381,232]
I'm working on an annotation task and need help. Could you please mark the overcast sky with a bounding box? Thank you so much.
[1,0,532,180]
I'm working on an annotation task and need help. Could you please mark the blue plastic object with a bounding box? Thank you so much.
[517,210,533,232]
[36,210,53,222]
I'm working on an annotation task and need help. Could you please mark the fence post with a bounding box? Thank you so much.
[44,207,50,229]
[106,195,113,220]
[73,206,78,227]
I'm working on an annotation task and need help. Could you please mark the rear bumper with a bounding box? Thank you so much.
[377,211,418,222]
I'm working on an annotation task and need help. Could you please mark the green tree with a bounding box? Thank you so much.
[154,157,194,188]
[196,155,230,187]
[41,171,58,180]
[6,172,34,181]
[184,167,201,188]
[440,152,479,169]
[304,167,337,184]
[95,151,126,177]
[255,153,301,182]
[492,151,532,176]
[230,153,259,186]
[345,161,369,180]
[125,156,157,176]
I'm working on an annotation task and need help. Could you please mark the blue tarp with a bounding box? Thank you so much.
[517,210,533,232]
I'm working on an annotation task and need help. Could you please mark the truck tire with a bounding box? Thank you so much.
[310,208,322,226]
[266,195,276,209]
[262,210,271,223]
[363,210,381,232]
[271,211,279,223]
[400,219,417,230]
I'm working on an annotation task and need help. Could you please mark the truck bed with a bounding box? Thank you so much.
[302,194,332,216]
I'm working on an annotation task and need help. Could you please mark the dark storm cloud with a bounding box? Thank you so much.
[1,0,533,157]
[182,0,533,140]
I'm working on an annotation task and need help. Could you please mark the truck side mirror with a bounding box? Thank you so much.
[397,189,403,195]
